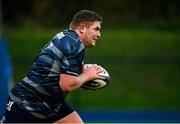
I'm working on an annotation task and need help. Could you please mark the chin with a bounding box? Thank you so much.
[90,43,96,47]
[85,41,96,48]
[86,44,95,48]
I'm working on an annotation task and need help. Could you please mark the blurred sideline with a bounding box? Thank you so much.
[79,110,180,123]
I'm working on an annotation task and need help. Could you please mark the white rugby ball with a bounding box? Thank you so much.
[82,64,110,90]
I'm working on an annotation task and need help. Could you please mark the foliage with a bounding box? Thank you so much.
[2,0,180,28]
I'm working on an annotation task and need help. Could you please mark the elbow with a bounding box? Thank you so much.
[61,84,73,92]
[59,80,73,92]
[59,78,79,92]
[59,74,80,92]
[60,82,78,92]
[60,82,69,92]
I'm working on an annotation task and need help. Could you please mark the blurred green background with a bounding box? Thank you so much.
[1,0,180,111]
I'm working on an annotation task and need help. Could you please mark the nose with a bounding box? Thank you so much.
[97,31,101,37]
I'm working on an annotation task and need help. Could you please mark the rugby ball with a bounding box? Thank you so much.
[82,64,110,90]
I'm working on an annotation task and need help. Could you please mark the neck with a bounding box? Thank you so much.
[70,28,85,45]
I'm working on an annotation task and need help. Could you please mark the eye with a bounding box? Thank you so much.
[95,27,100,31]
[94,26,100,31]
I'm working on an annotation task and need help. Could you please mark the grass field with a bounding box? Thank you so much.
[4,27,180,110]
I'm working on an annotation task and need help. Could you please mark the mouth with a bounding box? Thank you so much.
[93,37,98,41]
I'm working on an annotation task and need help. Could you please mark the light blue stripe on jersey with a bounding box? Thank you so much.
[22,77,51,96]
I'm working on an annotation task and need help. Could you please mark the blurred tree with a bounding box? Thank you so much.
[2,0,180,28]
[2,0,33,27]
[31,0,89,27]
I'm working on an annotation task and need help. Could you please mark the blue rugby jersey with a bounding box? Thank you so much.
[9,29,85,119]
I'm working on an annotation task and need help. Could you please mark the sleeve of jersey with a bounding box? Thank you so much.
[53,37,83,76]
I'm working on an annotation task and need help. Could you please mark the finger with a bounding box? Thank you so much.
[96,65,101,70]
[92,64,98,68]
[96,75,105,80]
[96,66,104,73]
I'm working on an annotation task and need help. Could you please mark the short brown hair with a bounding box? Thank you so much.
[70,10,102,29]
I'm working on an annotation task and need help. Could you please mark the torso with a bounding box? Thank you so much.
[10,29,85,118]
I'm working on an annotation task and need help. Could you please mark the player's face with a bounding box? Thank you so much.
[82,21,101,47]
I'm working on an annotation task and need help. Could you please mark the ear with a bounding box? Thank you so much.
[79,24,86,34]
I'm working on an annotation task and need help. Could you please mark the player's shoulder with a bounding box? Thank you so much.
[53,29,84,54]
[63,29,80,42]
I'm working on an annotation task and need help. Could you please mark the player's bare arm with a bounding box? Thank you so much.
[59,64,104,92]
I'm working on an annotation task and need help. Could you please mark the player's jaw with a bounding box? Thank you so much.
[86,36,99,47]
[86,31,101,47]
[91,36,99,46]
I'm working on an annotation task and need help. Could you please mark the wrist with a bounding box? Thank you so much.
[78,73,89,85]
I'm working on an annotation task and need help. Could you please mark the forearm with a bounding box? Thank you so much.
[60,64,102,92]
[69,73,89,91]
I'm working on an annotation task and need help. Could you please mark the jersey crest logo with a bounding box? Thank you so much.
[6,100,14,111]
